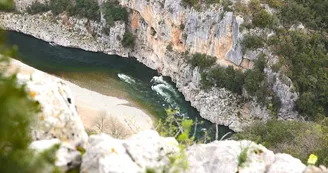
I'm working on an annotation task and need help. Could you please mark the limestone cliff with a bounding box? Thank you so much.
[6,58,326,173]
[0,0,300,131]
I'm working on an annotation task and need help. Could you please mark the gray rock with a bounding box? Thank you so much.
[30,139,82,171]
[81,131,179,173]
[187,140,275,173]
[9,59,88,147]
[267,154,306,173]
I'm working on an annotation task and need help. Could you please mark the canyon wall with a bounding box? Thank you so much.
[0,0,299,131]
[5,58,323,173]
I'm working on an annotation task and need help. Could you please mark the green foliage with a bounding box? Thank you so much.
[189,53,216,70]
[233,119,328,165]
[121,31,135,48]
[265,0,282,8]
[166,44,173,51]
[279,0,328,29]
[27,0,100,21]
[203,65,245,94]
[244,69,264,96]
[69,0,100,20]
[48,0,71,15]
[26,2,50,14]
[238,147,248,167]
[102,1,128,26]
[241,35,264,52]
[156,108,210,146]
[252,9,273,28]
[0,0,15,11]
[269,30,328,119]
[179,24,185,30]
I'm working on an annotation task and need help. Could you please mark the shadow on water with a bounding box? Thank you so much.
[5,31,233,141]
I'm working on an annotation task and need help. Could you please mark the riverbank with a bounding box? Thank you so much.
[8,58,153,137]
[0,11,271,132]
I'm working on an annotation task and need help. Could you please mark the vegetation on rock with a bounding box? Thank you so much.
[26,0,129,23]
[233,119,328,166]
[102,1,128,26]
[121,31,135,48]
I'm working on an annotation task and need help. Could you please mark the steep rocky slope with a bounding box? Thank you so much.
[0,1,274,131]
[0,0,305,132]
[6,58,326,173]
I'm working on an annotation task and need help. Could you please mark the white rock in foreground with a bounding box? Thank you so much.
[7,59,88,147]
[30,139,82,171]
[81,130,179,173]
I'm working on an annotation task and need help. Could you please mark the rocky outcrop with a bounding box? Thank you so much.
[81,131,179,173]
[7,58,88,148]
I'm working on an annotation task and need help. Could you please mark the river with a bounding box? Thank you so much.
[5,31,232,141]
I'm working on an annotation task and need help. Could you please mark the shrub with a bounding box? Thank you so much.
[49,0,71,15]
[102,1,128,25]
[166,44,173,51]
[69,0,100,21]
[269,30,328,119]
[121,31,135,48]
[244,69,264,96]
[0,0,15,11]
[189,53,216,70]
[241,35,264,52]
[233,119,328,165]
[252,9,272,28]
[180,24,185,30]
[266,0,282,8]
[206,66,245,94]
[26,1,49,14]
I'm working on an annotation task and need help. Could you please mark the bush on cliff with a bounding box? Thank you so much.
[201,66,245,94]
[252,9,273,28]
[69,0,100,21]
[102,1,128,26]
[26,2,50,14]
[233,119,328,166]
[48,0,71,15]
[241,35,264,52]
[189,53,216,70]
[121,31,135,48]
[27,0,100,21]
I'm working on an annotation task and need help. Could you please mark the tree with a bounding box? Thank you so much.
[252,9,272,28]
[189,53,216,70]
[94,112,129,139]
[102,1,128,25]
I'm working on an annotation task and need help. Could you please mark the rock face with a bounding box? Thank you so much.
[0,0,300,131]
[9,59,88,147]
[186,140,308,173]
[6,58,88,172]
[81,131,179,173]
